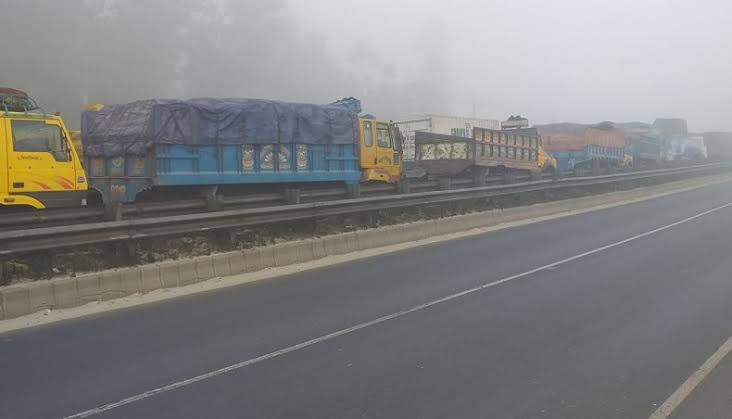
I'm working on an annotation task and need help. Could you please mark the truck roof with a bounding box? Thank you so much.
[0,87,41,113]
[0,110,61,121]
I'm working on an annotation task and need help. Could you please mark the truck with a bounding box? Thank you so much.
[82,98,403,205]
[0,88,88,209]
[537,122,626,173]
[616,122,662,168]
[414,118,556,182]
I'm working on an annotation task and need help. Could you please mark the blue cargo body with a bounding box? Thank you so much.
[87,143,359,204]
[549,145,624,172]
[628,137,661,163]
[82,98,362,204]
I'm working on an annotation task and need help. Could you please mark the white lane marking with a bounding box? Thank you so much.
[64,201,732,418]
[648,335,732,419]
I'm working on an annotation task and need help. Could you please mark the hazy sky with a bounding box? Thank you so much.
[288,0,732,131]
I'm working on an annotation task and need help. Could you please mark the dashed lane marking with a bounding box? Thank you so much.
[64,202,732,418]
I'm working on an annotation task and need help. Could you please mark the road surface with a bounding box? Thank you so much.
[2,181,732,419]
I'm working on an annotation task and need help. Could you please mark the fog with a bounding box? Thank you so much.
[2,0,730,131]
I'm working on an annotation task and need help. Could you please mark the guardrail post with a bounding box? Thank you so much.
[203,186,223,211]
[503,172,516,184]
[104,203,124,221]
[285,188,301,204]
[398,178,411,194]
[347,184,361,199]
[473,168,487,187]
[592,158,601,176]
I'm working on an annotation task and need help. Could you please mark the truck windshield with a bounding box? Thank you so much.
[11,120,69,161]
[377,123,392,148]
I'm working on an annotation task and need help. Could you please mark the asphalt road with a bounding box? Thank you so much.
[2,181,732,419]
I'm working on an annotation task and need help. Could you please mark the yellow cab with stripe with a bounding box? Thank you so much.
[358,116,403,183]
[0,88,88,209]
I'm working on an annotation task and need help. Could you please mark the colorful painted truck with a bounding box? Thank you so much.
[537,122,626,172]
[617,122,662,167]
[414,123,555,181]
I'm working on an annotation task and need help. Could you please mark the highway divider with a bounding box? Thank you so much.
[1,172,728,321]
[1,163,730,257]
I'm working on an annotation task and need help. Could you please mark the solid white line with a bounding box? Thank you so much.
[63,201,732,418]
[648,335,732,419]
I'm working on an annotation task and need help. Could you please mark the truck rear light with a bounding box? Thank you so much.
[77,176,86,183]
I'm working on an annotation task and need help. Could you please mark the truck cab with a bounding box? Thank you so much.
[358,117,403,183]
[0,89,88,209]
[538,143,557,174]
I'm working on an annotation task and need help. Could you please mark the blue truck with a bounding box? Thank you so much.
[82,99,364,204]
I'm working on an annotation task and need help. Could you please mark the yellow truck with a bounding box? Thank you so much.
[538,147,557,174]
[0,88,88,209]
[68,130,84,162]
[358,117,403,183]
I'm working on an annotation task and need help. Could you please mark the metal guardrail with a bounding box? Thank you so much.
[0,175,514,228]
[1,162,730,256]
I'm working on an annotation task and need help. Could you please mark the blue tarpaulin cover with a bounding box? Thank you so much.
[82,98,359,157]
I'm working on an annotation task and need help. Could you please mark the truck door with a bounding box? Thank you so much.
[0,120,6,199]
[6,118,78,197]
[375,123,394,167]
[390,123,403,169]
[359,119,376,168]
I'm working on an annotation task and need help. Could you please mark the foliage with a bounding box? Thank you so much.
[0,0,449,127]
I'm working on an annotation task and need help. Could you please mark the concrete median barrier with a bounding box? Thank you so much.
[273,242,304,267]
[259,247,276,270]
[159,262,180,289]
[28,281,55,313]
[1,174,725,320]
[120,268,143,295]
[195,256,215,281]
[76,274,101,304]
[177,259,198,286]
[311,239,328,259]
[52,279,79,309]
[228,251,246,276]
[212,254,231,278]
[140,265,162,293]
[99,271,125,301]
[242,248,263,273]
[2,286,30,319]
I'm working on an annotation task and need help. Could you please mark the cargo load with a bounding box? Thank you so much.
[653,118,688,137]
[0,87,40,113]
[537,122,625,151]
[82,98,359,157]
[393,114,500,163]
[537,122,625,171]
